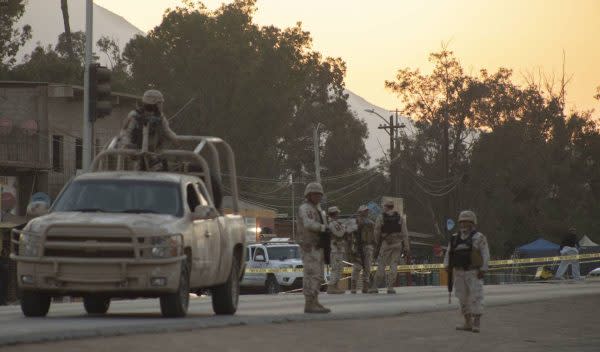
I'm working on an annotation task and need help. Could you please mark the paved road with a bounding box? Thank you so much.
[0,281,598,347]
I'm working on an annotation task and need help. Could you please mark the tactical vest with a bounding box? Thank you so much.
[450,232,483,270]
[381,212,402,234]
[130,110,164,150]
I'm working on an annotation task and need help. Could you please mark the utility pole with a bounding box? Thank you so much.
[394,108,402,195]
[82,0,93,171]
[366,109,405,197]
[313,123,322,184]
[290,173,295,240]
[443,108,450,233]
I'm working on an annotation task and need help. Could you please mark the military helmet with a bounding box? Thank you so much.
[357,205,369,213]
[383,199,394,207]
[327,206,340,214]
[304,182,324,196]
[458,210,477,225]
[142,89,164,105]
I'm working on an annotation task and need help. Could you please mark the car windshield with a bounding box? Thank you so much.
[52,179,182,217]
[266,246,301,261]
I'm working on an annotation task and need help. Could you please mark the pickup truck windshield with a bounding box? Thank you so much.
[53,180,183,217]
[266,246,301,261]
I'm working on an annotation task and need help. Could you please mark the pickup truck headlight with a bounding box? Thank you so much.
[19,233,41,257]
[149,235,182,258]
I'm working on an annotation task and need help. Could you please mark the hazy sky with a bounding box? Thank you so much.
[94,0,600,113]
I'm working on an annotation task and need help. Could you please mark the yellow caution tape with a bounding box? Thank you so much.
[244,253,600,274]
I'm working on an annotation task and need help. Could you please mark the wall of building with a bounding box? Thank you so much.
[46,90,137,198]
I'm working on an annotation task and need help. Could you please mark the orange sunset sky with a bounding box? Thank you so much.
[95,0,600,113]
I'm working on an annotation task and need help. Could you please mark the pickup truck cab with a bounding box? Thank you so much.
[241,239,303,293]
[12,134,245,318]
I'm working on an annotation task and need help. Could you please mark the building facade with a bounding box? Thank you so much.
[0,81,139,222]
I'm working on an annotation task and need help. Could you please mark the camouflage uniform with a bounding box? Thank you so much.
[443,210,490,333]
[118,90,178,171]
[372,211,410,293]
[350,216,376,293]
[297,185,329,312]
[444,232,490,314]
[118,111,177,151]
[328,215,347,290]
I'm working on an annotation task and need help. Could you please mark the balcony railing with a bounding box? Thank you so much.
[0,135,49,169]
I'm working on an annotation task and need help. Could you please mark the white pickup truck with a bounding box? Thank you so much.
[241,239,303,294]
[12,134,246,318]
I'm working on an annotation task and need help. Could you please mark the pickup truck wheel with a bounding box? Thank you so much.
[21,291,51,317]
[265,275,280,294]
[211,257,240,315]
[160,259,190,318]
[83,296,111,314]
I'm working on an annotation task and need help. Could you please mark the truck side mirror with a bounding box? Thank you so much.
[193,205,217,220]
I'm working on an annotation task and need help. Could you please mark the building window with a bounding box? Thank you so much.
[52,135,63,172]
[75,138,82,170]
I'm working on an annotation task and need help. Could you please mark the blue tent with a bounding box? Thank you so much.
[516,238,560,257]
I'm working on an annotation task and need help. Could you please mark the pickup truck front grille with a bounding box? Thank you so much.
[43,228,139,259]
[44,248,135,258]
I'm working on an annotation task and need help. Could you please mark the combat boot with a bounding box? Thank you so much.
[387,288,396,294]
[327,285,345,294]
[304,296,330,314]
[315,296,331,311]
[305,296,331,314]
[456,314,473,331]
[472,315,481,333]
[367,287,379,294]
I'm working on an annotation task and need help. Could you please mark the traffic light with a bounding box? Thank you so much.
[89,63,112,121]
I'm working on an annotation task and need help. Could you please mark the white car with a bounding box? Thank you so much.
[241,239,303,294]
[589,267,600,277]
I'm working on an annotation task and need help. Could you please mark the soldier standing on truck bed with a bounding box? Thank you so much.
[370,199,410,294]
[298,182,332,313]
[118,89,179,170]
[326,206,346,295]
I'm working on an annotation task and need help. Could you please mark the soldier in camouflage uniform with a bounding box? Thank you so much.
[118,90,179,170]
[298,182,331,313]
[350,205,378,294]
[326,206,346,294]
[444,210,490,333]
[371,199,410,294]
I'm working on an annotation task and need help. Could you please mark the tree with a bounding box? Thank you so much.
[385,48,486,237]
[122,0,369,182]
[0,0,31,70]
[386,48,600,253]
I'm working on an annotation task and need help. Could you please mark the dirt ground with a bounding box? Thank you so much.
[5,294,599,352]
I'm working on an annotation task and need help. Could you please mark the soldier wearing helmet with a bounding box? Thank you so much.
[297,182,331,313]
[444,210,490,333]
[370,199,410,294]
[349,205,377,294]
[118,89,179,169]
[325,205,346,295]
